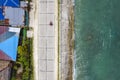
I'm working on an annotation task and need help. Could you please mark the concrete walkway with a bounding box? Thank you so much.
[30,0,58,80]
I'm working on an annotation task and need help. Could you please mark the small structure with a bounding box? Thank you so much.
[0,26,20,61]
[4,7,25,26]
[27,30,33,38]
[20,1,28,8]
[0,0,26,26]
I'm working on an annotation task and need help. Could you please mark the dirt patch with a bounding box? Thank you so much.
[0,60,11,80]
[0,60,10,71]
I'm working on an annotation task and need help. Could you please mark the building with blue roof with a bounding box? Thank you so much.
[0,0,20,7]
[0,8,4,20]
[0,26,20,61]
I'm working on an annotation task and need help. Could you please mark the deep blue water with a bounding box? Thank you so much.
[75,0,120,80]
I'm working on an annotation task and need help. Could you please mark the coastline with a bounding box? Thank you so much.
[67,3,74,80]
[59,0,74,80]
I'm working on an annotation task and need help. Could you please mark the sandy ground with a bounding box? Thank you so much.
[29,0,39,80]
[55,0,59,80]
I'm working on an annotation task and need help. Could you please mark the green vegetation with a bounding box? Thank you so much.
[11,28,34,80]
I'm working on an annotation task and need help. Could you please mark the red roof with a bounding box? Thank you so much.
[0,26,8,35]
[0,50,11,61]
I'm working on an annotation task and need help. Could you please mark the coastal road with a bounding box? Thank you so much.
[31,0,58,80]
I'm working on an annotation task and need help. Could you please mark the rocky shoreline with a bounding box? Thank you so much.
[59,0,74,80]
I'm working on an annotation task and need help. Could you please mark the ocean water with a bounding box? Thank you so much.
[75,0,120,80]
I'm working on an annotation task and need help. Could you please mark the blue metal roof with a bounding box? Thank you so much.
[0,0,20,7]
[0,8,4,20]
[0,27,20,61]
[0,0,4,6]
[0,35,19,61]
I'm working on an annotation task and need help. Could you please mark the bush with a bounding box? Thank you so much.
[11,28,33,80]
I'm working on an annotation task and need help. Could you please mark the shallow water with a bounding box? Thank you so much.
[75,0,120,80]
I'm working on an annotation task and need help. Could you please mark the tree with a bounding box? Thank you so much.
[18,45,28,55]
[18,46,24,54]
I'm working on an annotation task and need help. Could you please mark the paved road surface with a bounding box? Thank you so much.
[32,0,58,80]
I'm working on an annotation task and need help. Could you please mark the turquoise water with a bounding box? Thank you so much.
[75,0,120,80]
